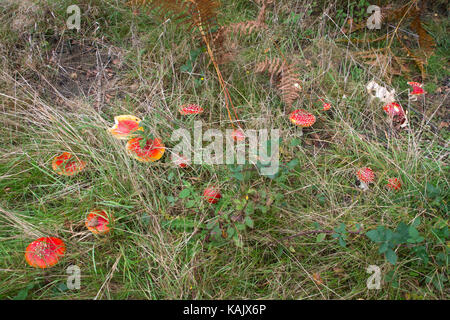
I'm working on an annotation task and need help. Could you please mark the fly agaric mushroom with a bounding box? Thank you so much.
[108,115,143,140]
[172,153,190,168]
[289,109,316,136]
[52,152,87,176]
[407,82,426,101]
[231,128,245,142]
[319,99,332,111]
[382,102,408,128]
[322,102,332,111]
[383,102,404,117]
[179,104,204,115]
[356,167,375,191]
[86,209,112,234]
[25,237,66,268]
[386,178,401,191]
[126,137,165,162]
[203,186,222,204]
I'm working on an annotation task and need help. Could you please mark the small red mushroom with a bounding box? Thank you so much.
[203,186,222,204]
[86,209,112,234]
[25,237,66,268]
[356,167,375,191]
[52,152,86,176]
[322,102,332,111]
[407,82,426,101]
[172,153,190,168]
[289,109,316,136]
[382,102,408,128]
[231,128,245,142]
[383,102,404,117]
[179,104,204,115]
[319,99,332,111]
[386,178,401,191]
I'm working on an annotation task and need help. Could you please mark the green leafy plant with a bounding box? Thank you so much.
[332,223,349,247]
[180,47,204,73]
[135,116,155,149]
[366,219,425,265]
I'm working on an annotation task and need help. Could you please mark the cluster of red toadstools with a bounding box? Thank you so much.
[24,104,225,269]
[25,89,410,269]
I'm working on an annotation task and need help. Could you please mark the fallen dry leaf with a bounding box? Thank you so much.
[312,272,323,285]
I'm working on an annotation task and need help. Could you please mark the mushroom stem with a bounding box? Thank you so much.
[297,128,304,137]
[358,180,369,191]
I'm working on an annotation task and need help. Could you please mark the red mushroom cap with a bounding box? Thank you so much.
[172,153,190,168]
[231,129,245,142]
[52,152,87,176]
[179,104,204,115]
[386,178,401,190]
[383,102,404,117]
[289,109,316,127]
[126,137,165,162]
[86,209,112,234]
[319,99,332,111]
[108,115,143,140]
[356,167,375,184]
[407,82,426,95]
[25,237,66,268]
[203,186,222,204]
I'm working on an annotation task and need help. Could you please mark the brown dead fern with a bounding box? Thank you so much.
[129,0,220,41]
[212,0,271,64]
[128,0,240,125]
[343,0,436,81]
[255,57,302,108]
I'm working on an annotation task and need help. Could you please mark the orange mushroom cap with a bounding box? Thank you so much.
[126,137,165,162]
[86,209,112,234]
[289,109,316,127]
[203,186,222,204]
[386,178,401,190]
[179,104,204,115]
[25,237,66,268]
[356,167,375,184]
[108,115,143,140]
[52,152,86,176]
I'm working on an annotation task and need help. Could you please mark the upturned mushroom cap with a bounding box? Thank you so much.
[289,109,316,127]
[356,167,375,184]
[25,237,66,268]
[383,102,404,117]
[86,210,112,234]
[126,137,165,162]
[52,152,86,176]
[179,104,204,115]
[108,115,143,140]
[203,186,221,204]
[386,178,401,190]
[407,82,426,95]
